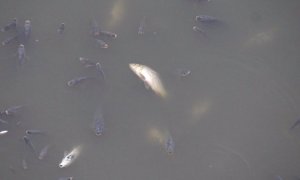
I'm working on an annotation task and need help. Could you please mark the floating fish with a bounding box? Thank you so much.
[129,63,167,98]
[59,146,81,168]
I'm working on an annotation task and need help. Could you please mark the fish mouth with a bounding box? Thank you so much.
[59,164,64,168]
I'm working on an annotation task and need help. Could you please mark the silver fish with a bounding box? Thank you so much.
[95,39,108,48]
[1,18,17,32]
[18,44,26,66]
[23,135,36,155]
[95,62,105,80]
[0,130,8,135]
[138,16,146,35]
[129,63,167,98]
[79,57,96,68]
[192,26,205,34]
[59,146,81,168]
[93,110,105,136]
[38,144,50,160]
[67,76,94,87]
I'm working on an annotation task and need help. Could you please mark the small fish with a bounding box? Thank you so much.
[67,76,94,87]
[22,158,28,170]
[38,144,50,160]
[26,129,46,135]
[90,20,100,37]
[58,177,73,180]
[23,135,36,155]
[96,62,105,80]
[3,105,24,116]
[192,26,205,34]
[79,57,97,68]
[176,68,191,78]
[164,135,175,155]
[23,20,31,39]
[195,15,218,23]
[57,23,65,34]
[18,44,26,66]
[290,119,300,130]
[1,18,17,32]
[59,146,81,168]
[1,34,18,46]
[95,39,108,48]
[100,30,117,39]
[0,119,8,124]
[129,63,167,98]
[0,130,8,135]
[138,16,146,35]
[93,111,105,136]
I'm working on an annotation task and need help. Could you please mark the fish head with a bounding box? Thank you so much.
[129,63,144,79]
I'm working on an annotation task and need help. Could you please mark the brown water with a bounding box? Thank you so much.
[0,0,300,179]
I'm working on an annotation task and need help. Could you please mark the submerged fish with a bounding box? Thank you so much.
[1,34,18,46]
[23,135,36,155]
[90,20,100,37]
[164,135,175,155]
[22,158,28,170]
[99,30,117,38]
[3,105,24,116]
[58,177,73,180]
[18,44,26,66]
[129,63,167,98]
[92,110,105,136]
[195,15,218,23]
[1,18,17,32]
[95,39,108,48]
[67,76,94,87]
[95,62,105,80]
[59,146,81,168]
[79,57,97,68]
[38,144,50,160]
[138,16,146,35]
[26,129,46,135]
[57,23,65,34]
[192,26,205,34]
[290,118,300,130]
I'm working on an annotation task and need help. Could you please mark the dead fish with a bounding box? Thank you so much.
[95,39,108,48]
[100,30,117,39]
[129,63,167,98]
[138,16,146,35]
[164,135,175,155]
[57,23,65,34]
[195,15,218,23]
[3,105,24,116]
[67,76,94,87]
[38,144,50,160]
[0,130,8,136]
[59,146,81,168]
[1,18,17,32]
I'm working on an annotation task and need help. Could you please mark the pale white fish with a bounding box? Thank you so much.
[59,146,82,168]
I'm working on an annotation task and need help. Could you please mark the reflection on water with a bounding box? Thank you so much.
[0,0,300,179]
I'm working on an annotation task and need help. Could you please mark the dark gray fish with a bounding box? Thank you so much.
[165,135,175,155]
[100,30,117,39]
[96,62,105,80]
[290,119,300,130]
[57,23,65,34]
[58,177,73,180]
[1,18,17,32]
[192,26,205,34]
[18,44,26,66]
[93,111,105,136]
[95,39,108,48]
[195,15,218,23]
[23,135,36,155]
[67,76,94,87]
[38,144,50,160]
[26,129,46,135]
[79,57,97,68]
[138,16,146,35]
[1,34,18,46]
[3,105,24,116]
[90,20,100,37]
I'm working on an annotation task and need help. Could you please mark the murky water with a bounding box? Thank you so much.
[0,0,300,179]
